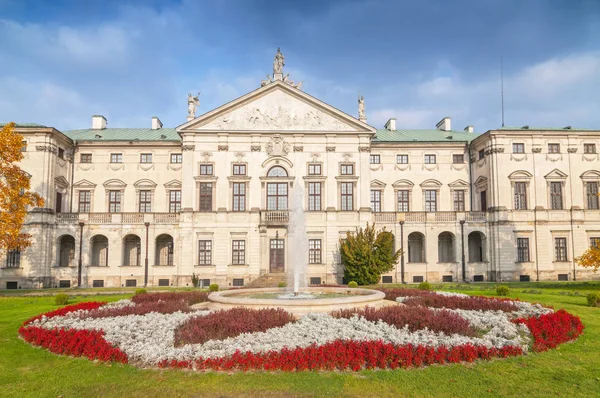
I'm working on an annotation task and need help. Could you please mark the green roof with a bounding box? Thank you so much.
[374,129,476,143]
[63,128,180,142]
[498,126,597,132]
[0,122,47,128]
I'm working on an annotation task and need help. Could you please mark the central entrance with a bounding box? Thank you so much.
[269,239,285,273]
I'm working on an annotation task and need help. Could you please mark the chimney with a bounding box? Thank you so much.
[151,116,163,130]
[435,117,451,131]
[92,115,107,130]
[384,118,396,131]
[464,125,474,133]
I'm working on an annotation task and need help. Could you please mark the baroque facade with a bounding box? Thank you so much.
[2,53,600,289]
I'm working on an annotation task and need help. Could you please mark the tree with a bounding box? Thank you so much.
[575,246,600,273]
[0,122,44,256]
[339,223,401,285]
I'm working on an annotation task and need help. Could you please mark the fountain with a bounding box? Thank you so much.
[287,178,308,294]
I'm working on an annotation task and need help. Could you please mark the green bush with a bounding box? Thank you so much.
[277,282,287,288]
[587,292,600,307]
[348,281,358,288]
[134,288,147,296]
[54,293,69,306]
[418,281,431,291]
[209,283,219,292]
[496,285,510,296]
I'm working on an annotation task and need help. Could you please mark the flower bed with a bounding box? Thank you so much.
[18,290,584,372]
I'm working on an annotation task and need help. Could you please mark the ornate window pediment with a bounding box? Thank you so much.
[392,179,414,189]
[164,179,182,188]
[420,179,442,188]
[448,179,469,188]
[474,176,488,188]
[54,176,69,189]
[133,179,157,189]
[370,179,386,189]
[73,179,97,188]
[103,179,127,188]
[508,170,533,181]
[580,170,600,181]
[544,169,568,180]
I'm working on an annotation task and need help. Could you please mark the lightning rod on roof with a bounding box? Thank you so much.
[501,55,505,127]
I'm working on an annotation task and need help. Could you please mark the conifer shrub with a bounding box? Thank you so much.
[134,288,147,296]
[277,282,287,288]
[496,285,510,296]
[587,292,600,307]
[54,293,69,306]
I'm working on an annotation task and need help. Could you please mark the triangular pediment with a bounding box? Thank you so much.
[178,81,375,133]
[448,179,469,188]
[544,169,568,179]
[54,176,69,188]
[164,179,182,188]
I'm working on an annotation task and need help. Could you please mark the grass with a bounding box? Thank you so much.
[1,283,599,398]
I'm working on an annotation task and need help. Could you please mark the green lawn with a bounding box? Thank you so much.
[1,283,599,398]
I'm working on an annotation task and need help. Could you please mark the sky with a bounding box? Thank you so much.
[1,0,599,133]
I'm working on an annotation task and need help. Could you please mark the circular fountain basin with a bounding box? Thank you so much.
[201,287,387,316]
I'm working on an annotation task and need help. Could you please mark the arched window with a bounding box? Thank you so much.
[58,235,75,267]
[438,232,456,263]
[407,232,425,263]
[155,234,174,266]
[90,235,109,266]
[468,231,486,262]
[123,235,141,266]
[267,166,288,177]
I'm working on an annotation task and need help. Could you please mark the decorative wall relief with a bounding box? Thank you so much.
[218,145,229,151]
[510,154,528,162]
[326,146,336,152]
[546,154,563,162]
[251,145,261,152]
[181,145,195,151]
[265,135,290,157]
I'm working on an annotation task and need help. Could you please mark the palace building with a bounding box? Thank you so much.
[2,51,600,289]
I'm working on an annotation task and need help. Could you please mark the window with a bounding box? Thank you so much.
[232,278,244,287]
[517,238,530,262]
[267,183,288,210]
[555,237,567,261]
[108,190,121,213]
[170,153,182,163]
[21,141,27,152]
[590,237,600,248]
[587,182,599,209]
[92,280,104,288]
[397,190,409,212]
[370,154,380,164]
[199,279,211,287]
[5,249,20,268]
[520,275,531,282]
[381,276,393,284]
[413,276,424,283]
[139,190,152,212]
[80,154,92,163]
[308,182,321,211]
[308,163,322,175]
[169,190,181,213]
[480,190,487,211]
[513,143,525,154]
[233,164,246,175]
[558,274,568,281]
[232,183,246,211]
[198,241,212,265]
[232,240,245,265]
[125,279,137,287]
[514,182,527,210]
[396,155,408,164]
[199,164,213,175]
[425,190,437,212]
[584,144,597,154]
[442,275,453,282]
[59,280,71,288]
[478,149,485,160]
[340,164,354,175]
[424,154,436,164]
[58,148,64,159]
[310,277,322,285]
[453,190,465,211]
[453,154,464,164]
[341,182,354,211]
[309,239,322,264]
[548,143,560,153]
[370,190,381,212]
[78,191,91,212]
[473,275,484,282]
[56,192,62,213]
[267,166,288,177]
[140,153,152,163]
[110,153,123,163]
[550,182,563,210]
[199,183,212,212]
[158,279,170,287]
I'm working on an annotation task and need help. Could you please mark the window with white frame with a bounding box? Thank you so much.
[514,182,528,210]
[308,182,321,211]
[232,182,246,211]
[396,154,408,164]
[548,143,560,153]
[550,182,563,210]
[452,154,464,164]
[397,190,409,212]
[110,153,123,163]
[369,154,380,164]
[308,239,322,264]
[584,144,596,154]
[198,240,212,265]
[169,190,181,213]
[586,182,599,209]
[199,164,213,175]
[517,238,530,262]
[140,153,152,164]
[513,143,525,154]
[81,154,92,163]
[108,190,121,212]
[308,163,322,175]
[170,153,182,163]
[340,163,354,175]
[78,190,91,213]
[232,164,246,175]
[232,240,245,265]
[370,190,381,212]
[425,190,437,212]
[424,154,436,164]
[453,190,465,211]
[555,237,568,261]
[341,182,354,211]
[138,190,152,212]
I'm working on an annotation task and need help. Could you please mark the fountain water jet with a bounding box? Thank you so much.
[287,178,308,293]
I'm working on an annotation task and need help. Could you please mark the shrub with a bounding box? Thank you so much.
[175,307,296,346]
[496,285,510,296]
[54,293,69,306]
[587,292,600,307]
[209,283,219,292]
[418,281,431,291]
[348,281,358,288]
[191,273,200,288]
[277,282,287,288]
[134,288,147,296]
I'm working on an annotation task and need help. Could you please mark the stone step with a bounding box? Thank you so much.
[247,273,288,288]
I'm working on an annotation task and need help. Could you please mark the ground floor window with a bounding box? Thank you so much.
[232,278,244,287]
[555,238,567,261]
[198,240,212,265]
[309,239,322,264]
[517,238,530,262]
[232,240,245,265]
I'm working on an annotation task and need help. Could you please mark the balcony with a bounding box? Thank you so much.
[56,213,79,224]
[57,213,181,225]
[261,210,289,226]
[373,211,488,224]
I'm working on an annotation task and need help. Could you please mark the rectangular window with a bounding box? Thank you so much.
[310,277,322,285]
[139,190,152,213]
[169,190,181,213]
[158,279,170,287]
[92,280,104,288]
[308,182,322,211]
[555,237,567,261]
[425,190,437,212]
[453,190,465,211]
[514,182,528,210]
[550,182,563,210]
[5,250,20,268]
[232,278,244,287]
[587,182,599,209]
[199,183,212,212]
[110,153,123,163]
[56,192,62,213]
[340,163,354,175]
[381,276,393,284]
[480,190,487,211]
[308,163,322,175]
[232,164,246,175]
[584,144,597,154]
[369,154,380,164]
[370,190,381,212]
[548,143,560,153]
[198,240,212,265]
[397,190,409,212]
[413,276,424,283]
[21,141,27,152]
[108,190,121,213]
[170,153,182,163]
[125,279,137,287]
[558,274,569,281]
[267,183,288,210]
[232,183,246,211]
[478,149,485,160]
[58,148,64,159]
[590,237,600,248]
[341,182,354,211]
[520,275,531,282]
[78,191,91,213]
[473,275,484,282]
[453,154,464,164]
[232,240,245,265]
[517,238,530,262]
[80,154,92,163]
[513,143,525,154]
[309,239,322,264]
[199,164,213,175]
[442,275,453,282]
[59,280,71,288]
[424,154,436,164]
[140,153,152,163]
[396,154,408,164]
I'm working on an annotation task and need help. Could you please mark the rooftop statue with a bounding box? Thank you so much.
[188,92,200,118]
[358,95,366,121]
[274,47,285,74]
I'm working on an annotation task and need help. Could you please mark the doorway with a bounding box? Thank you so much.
[269,239,285,273]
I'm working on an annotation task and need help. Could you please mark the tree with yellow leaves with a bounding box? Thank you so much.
[0,122,44,256]
[575,244,600,273]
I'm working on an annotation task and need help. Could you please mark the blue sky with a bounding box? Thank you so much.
[1,0,599,132]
